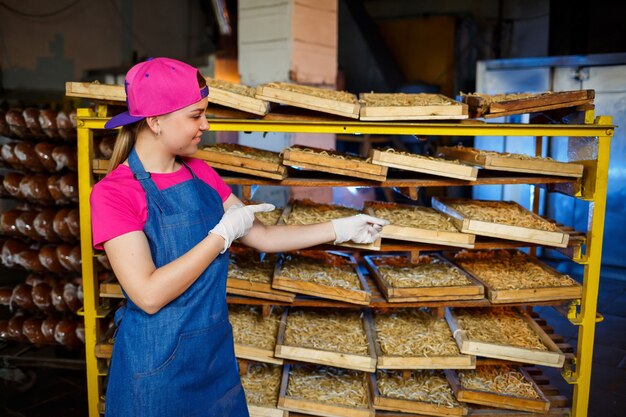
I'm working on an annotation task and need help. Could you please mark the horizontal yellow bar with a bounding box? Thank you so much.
[76,117,614,138]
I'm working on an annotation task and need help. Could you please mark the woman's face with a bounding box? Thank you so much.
[157,97,209,156]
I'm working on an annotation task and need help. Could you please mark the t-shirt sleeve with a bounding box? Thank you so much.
[188,157,232,202]
[90,180,145,250]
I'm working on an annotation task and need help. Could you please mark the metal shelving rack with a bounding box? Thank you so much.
[77,103,613,417]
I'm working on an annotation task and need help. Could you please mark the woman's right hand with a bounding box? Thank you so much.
[209,203,275,253]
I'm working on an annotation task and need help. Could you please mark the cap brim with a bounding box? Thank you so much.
[104,111,145,129]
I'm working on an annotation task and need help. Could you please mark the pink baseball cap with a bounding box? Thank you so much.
[105,57,209,129]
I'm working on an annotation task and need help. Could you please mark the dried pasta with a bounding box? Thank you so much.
[360,93,456,107]
[454,308,549,351]
[447,200,558,231]
[240,363,282,407]
[228,252,275,284]
[383,147,463,165]
[280,253,362,291]
[454,250,577,290]
[228,305,282,350]
[375,309,460,357]
[377,369,461,407]
[285,146,370,163]
[373,256,473,288]
[458,366,540,399]
[201,144,281,164]
[284,309,369,355]
[369,203,459,231]
[206,78,257,98]
[285,200,361,225]
[286,364,369,407]
[262,82,358,104]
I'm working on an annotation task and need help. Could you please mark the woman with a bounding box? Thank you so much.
[90,57,387,417]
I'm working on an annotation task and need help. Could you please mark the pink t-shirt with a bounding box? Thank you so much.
[90,157,232,250]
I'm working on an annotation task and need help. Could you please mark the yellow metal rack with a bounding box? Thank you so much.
[77,105,613,417]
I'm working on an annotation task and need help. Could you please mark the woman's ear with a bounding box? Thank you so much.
[145,116,161,136]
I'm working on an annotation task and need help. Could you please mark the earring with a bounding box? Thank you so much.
[156,129,161,136]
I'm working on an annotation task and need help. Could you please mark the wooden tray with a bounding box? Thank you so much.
[240,363,287,417]
[272,252,372,305]
[437,146,584,178]
[431,197,569,248]
[256,82,360,119]
[359,93,468,121]
[445,366,550,413]
[364,201,475,249]
[372,308,475,369]
[227,249,295,303]
[275,308,377,372]
[444,308,565,368]
[205,78,270,115]
[369,149,478,181]
[445,250,582,304]
[281,200,381,251]
[282,146,387,182]
[229,305,284,365]
[364,254,483,303]
[193,144,287,180]
[462,90,595,119]
[65,82,125,102]
[278,364,374,417]
[370,370,468,416]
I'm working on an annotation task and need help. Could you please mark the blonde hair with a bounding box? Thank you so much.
[107,119,147,173]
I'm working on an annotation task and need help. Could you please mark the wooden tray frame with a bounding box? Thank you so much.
[205,78,270,115]
[275,308,377,372]
[437,146,584,178]
[364,201,475,249]
[444,308,565,368]
[431,197,569,248]
[282,146,387,182]
[271,252,372,305]
[358,93,468,121]
[369,149,478,181]
[256,84,360,119]
[277,364,374,417]
[364,254,484,304]
[462,90,595,119]
[65,82,125,102]
[444,367,550,413]
[280,201,381,251]
[372,307,475,369]
[370,371,469,416]
[444,250,582,304]
[193,145,287,180]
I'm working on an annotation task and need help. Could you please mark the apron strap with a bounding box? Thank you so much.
[128,147,174,214]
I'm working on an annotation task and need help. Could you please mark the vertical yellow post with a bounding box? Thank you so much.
[77,109,102,417]
[571,118,612,417]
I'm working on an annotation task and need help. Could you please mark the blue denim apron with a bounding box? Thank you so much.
[105,148,249,417]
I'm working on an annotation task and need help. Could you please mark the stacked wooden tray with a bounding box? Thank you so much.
[373,308,475,369]
[364,201,475,248]
[445,365,551,413]
[447,249,582,304]
[278,364,374,417]
[275,308,377,372]
[461,90,595,118]
[359,93,468,121]
[228,304,284,365]
[282,145,387,181]
[281,199,381,250]
[369,148,478,181]
[445,307,565,367]
[364,254,484,303]
[437,145,584,178]
[240,362,287,417]
[256,82,360,119]
[205,78,270,115]
[371,369,468,416]
[227,248,295,303]
[432,197,570,248]
[272,251,371,305]
[194,143,287,180]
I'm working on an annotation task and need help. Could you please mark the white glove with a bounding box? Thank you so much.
[209,203,275,253]
[330,215,389,244]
